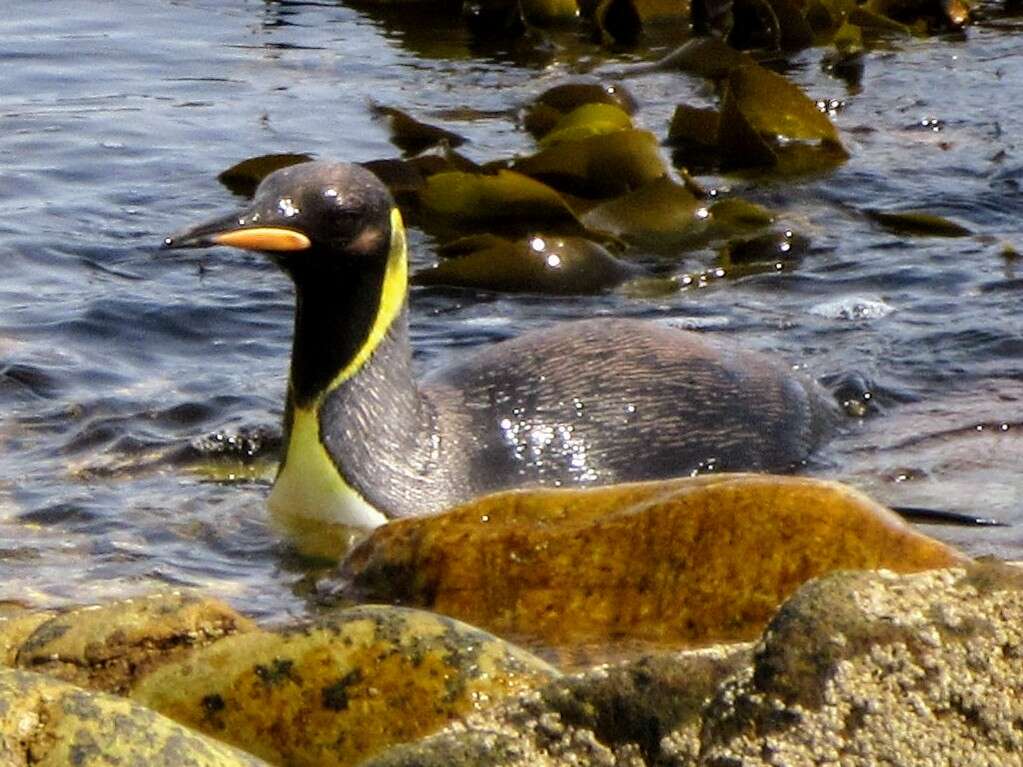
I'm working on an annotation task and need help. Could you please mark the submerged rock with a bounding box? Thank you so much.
[132,604,557,767]
[338,475,965,655]
[9,591,256,695]
[0,668,268,767]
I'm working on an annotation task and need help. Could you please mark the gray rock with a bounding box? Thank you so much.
[699,562,1023,766]
[364,644,752,767]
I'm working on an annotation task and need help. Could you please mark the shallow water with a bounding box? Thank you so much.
[0,1,1020,619]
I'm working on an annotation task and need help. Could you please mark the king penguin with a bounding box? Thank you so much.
[163,161,840,535]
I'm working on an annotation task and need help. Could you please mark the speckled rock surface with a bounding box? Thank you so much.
[364,644,752,767]
[11,591,256,694]
[0,607,53,667]
[0,667,269,766]
[698,562,1023,766]
[366,563,1023,767]
[132,604,558,767]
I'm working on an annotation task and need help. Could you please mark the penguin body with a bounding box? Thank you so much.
[164,161,838,527]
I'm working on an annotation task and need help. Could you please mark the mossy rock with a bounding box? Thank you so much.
[12,591,256,695]
[132,605,557,767]
[0,608,53,667]
[0,668,268,766]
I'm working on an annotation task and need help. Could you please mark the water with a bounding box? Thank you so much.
[1,1,1020,619]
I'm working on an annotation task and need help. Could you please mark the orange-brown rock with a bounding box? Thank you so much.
[131,605,557,767]
[339,475,966,652]
[12,591,256,694]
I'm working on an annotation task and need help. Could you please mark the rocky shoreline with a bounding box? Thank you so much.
[2,477,1020,766]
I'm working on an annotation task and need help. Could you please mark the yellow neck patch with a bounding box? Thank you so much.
[328,207,409,390]
[269,207,409,551]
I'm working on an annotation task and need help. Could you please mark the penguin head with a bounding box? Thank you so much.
[163,161,398,275]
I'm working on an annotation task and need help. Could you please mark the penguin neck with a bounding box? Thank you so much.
[288,267,394,408]
[285,211,411,411]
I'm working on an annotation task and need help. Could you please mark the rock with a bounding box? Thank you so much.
[364,644,752,767]
[11,591,256,694]
[0,607,53,666]
[698,562,1023,765]
[0,667,268,766]
[132,604,558,767]
[366,562,1023,766]
[338,475,966,654]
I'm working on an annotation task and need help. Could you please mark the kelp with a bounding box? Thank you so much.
[363,148,481,208]
[865,209,972,237]
[593,0,691,45]
[217,154,314,197]
[539,102,635,146]
[726,64,844,146]
[821,22,865,86]
[520,0,581,22]
[371,104,468,155]
[512,128,668,197]
[582,180,777,251]
[667,104,722,148]
[580,176,703,247]
[727,0,815,51]
[533,81,638,114]
[418,169,592,234]
[414,233,641,293]
[523,81,637,139]
[718,63,848,171]
[719,227,811,265]
[635,35,757,79]
[463,0,528,40]
[864,0,969,29]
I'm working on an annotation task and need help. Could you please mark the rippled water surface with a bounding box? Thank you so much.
[1,1,1020,618]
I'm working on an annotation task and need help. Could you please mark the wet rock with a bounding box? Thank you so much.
[364,644,751,767]
[0,607,53,667]
[338,475,966,655]
[0,667,268,767]
[12,591,256,694]
[366,563,1023,766]
[132,604,557,767]
[699,562,1023,765]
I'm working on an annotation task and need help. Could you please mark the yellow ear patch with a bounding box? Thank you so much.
[214,227,311,251]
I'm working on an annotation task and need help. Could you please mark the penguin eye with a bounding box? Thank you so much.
[333,205,365,232]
